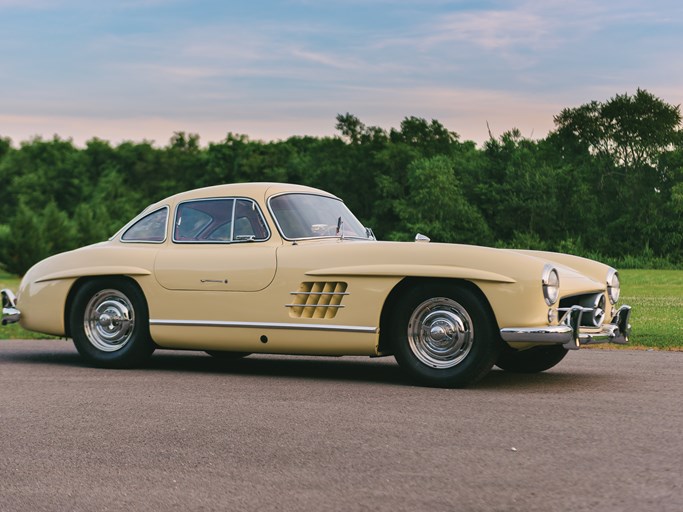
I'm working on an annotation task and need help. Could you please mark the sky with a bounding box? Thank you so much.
[1,0,682,147]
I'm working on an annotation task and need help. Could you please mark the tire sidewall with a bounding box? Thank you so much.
[70,278,153,368]
[392,283,500,387]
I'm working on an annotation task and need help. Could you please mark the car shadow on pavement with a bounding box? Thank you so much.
[152,352,616,390]
[479,367,612,391]
[149,351,410,386]
[1,343,612,390]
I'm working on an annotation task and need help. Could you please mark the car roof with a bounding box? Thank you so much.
[148,182,338,210]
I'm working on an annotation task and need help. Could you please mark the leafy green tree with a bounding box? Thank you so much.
[1,137,85,217]
[554,89,681,171]
[389,117,459,157]
[391,156,492,244]
[2,97,683,273]
[0,201,78,275]
[551,89,683,258]
[472,130,564,246]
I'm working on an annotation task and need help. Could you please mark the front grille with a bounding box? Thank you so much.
[286,282,348,319]
[559,292,606,327]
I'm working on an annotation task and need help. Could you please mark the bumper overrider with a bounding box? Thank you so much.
[500,305,632,350]
[1,289,21,326]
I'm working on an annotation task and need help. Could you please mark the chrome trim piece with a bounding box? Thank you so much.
[558,293,606,328]
[500,305,632,350]
[1,289,21,326]
[500,324,575,345]
[149,319,378,334]
[229,197,237,242]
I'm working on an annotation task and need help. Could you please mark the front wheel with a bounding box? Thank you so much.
[70,278,155,368]
[495,344,568,373]
[391,283,500,388]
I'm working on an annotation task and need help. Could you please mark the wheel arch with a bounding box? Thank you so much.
[377,276,499,354]
[64,275,147,338]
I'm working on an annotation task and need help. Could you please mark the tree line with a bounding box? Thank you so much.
[1,88,682,275]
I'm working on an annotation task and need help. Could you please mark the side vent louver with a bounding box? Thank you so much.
[286,282,348,319]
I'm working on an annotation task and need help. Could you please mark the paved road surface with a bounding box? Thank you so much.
[1,339,681,512]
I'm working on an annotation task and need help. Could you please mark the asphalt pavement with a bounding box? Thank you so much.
[1,339,681,512]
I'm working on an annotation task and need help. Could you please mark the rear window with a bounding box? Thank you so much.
[121,208,168,242]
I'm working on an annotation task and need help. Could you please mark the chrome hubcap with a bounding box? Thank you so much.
[84,290,135,352]
[407,297,474,368]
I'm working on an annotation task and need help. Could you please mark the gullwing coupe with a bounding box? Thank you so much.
[2,182,631,387]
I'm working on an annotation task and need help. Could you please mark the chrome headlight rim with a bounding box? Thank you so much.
[542,265,560,306]
[607,269,620,305]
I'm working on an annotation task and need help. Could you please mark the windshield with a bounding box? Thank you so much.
[269,193,371,240]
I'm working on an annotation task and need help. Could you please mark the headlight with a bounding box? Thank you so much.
[607,269,620,304]
[542,265,560,306]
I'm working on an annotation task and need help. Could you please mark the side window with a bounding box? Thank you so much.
[174,199,233,242]
[173,198,269,243]
[233,199,269,241]
[121,208,168,242]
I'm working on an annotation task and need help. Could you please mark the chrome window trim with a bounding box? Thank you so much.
[119,206,170,244]
[267,192,370,242]
[150,319,377,334]
[172,196,271,244]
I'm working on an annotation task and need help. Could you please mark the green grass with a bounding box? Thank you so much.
[2,269,683,349]
[620,269,683,350]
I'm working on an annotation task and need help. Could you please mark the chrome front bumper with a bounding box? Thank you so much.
[500,305,631,350]
[1,289,21,326]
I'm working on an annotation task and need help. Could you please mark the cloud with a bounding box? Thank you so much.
[1,0,681,149]
[426,9,552,51]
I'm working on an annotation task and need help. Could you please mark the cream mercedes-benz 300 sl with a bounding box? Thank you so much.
[1,182,631,387]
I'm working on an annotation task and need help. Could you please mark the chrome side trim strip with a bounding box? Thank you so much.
[150,319,377,334]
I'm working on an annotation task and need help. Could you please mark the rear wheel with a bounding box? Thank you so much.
[70,278,154,368]
[391,283,500,388]
[495,344,568,373]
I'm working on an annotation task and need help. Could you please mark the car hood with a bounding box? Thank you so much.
[282,239,608,294]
